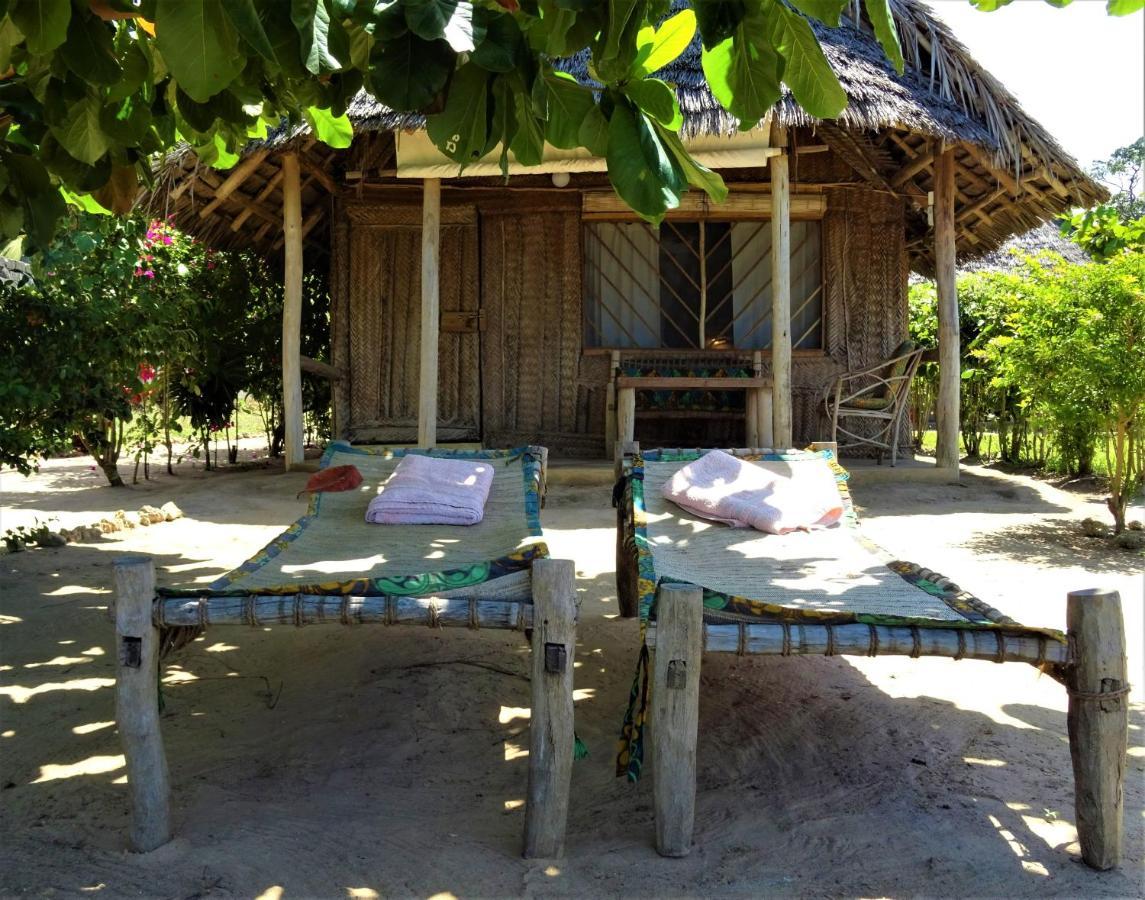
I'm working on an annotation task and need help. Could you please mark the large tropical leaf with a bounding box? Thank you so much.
[787,0,848,26]
[223,0,278,63]
[655,122,728,203]
[543,71,596,149]
[49,96,109,166]
[155,0,245,102]
[9,0,70,55]
[633,8,695,76]
[623,77,682,130]
[292,0,349,73]
[403,0,476,52]
[606,100,685,222]
[702,20,784,130]
[304,106,354,148]
[426,63,493,165]
[864,0,903,74]
[368,33,453,110]
[772,3,846,119]
[62,11,121,85]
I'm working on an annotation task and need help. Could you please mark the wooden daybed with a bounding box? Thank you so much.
[111,444,577,858]
[613,443,1129,869]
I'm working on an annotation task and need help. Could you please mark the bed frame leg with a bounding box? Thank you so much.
[1066,588,1127,870]
[113,556,171,852]
[524,558,577,858]
[651,583,703,857]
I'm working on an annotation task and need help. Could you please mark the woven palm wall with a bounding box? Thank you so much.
[329,175,910,456]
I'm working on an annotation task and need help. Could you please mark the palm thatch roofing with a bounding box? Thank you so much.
[960,222,1091,273]
[153,0,1106,274]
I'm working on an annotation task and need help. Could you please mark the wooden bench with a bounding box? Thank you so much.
[605,350,775,456]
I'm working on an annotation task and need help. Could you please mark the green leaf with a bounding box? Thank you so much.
[578,104,609,157]
[209,132,241,169]
[107,41,149,103]
[155,0,245,102]
[602,0,641,62]
[623,78,682,130]
[402,0,475,52]
[605,100,684,223]
[49,96,109,165]
[864,0,903,74]
[426,63,492,165]
[62,189,112,215]
[543,71,595,149]
[0,17,22,71]
[692,0,746,49]
[655,122,728,203]
[62,11,121,85]
[2,151,65,247]
[509,73,544,166]
[771,4,845,119]
[304,106,354,148]
[223,0,278,62]
[292,0,349,73]
[968,0,1013,9]
[788,0,847,26]
[9,0,70,55]
[633,8,695,76]
[701,24,783,130]
[368,33,452,110]
[471,8,523,72]
[1107,0,1144,13]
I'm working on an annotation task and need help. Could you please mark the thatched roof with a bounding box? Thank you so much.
[960,222,1090,273]
[153,0,1105,273]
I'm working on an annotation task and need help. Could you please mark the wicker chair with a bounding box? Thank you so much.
[824,340,924,465]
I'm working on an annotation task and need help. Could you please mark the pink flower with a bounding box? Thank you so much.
[143,269,154,279]
[162,235,173,245]
[139,363,156,384]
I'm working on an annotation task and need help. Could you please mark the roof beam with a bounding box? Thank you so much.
[197,149,269,219]
[891,147,935,188]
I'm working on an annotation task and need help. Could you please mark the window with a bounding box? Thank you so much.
[583,220,823,350]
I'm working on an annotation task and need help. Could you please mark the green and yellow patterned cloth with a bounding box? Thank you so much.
[614,447,1065,782]
[158,443,547,601]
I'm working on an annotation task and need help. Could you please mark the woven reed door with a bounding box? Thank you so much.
[346,209,481,442]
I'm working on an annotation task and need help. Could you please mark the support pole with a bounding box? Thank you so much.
[934,147,960,474]
[651,583,703,857]
[1066,588,1128,870]
[113,556,170,852]
[617,386,636,447]
[604,350,620,460]
[615,440,640,619]
[418,178,441,447]
[524,558,578,858]
[281,153,305,471]
[769,125,792,448]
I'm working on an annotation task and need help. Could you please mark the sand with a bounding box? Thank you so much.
[1,450,1142,899]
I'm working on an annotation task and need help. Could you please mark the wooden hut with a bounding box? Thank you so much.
[154,0,1104,473]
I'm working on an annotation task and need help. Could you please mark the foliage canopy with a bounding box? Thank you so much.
[1,0,1141,249]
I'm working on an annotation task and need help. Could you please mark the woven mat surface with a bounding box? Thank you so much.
[222,449,541,593]
[642,459,966,621]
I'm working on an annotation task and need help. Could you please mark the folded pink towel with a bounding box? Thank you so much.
[365,455,495,525]
[661,449,843,534]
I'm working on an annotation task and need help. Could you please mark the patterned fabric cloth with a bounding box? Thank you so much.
[622,363,754,413]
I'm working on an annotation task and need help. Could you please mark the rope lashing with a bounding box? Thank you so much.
[825,623,836,657]
[909,625,921,659]
[993,631,1005,664]
[954,630,966,661]
[867,623,880,657]
[1068,683,1131,702]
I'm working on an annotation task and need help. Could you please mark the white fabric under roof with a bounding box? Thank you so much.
[394,129,777,178]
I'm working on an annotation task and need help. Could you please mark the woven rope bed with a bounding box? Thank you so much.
[155,443,549,633]
[110,443,579,859]
[611,445,1129,867]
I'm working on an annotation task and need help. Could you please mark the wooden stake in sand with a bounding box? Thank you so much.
[113,555,171,852]
[651,582,703,858]
[524,558,578,858]
[1066,588,1128,870]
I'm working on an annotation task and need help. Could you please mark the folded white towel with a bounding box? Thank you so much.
[365,455,495,526]
[661,449,843,534]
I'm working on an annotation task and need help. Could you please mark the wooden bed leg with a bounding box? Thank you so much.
[616,441,640,619]
[113,556,171,852]
[651,584,703,858]
[524,558,577,858]
[1066,588,1128,870]
[618,386,636,447]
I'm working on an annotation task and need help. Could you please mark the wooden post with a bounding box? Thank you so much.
[770,125,792,448]
[615,441,640,619]
[757,389,773,448]
[281,152,305,471]
[1066,588,1128,870]
[651,583,703,857]
[524,558,578,858]
[934,147,960,474]
[605,350,620,460]
[617,386,636,447]
[418,178,441,447]
[113,556,171,852]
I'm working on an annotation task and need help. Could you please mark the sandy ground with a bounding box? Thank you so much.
[1,449,1142,899]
